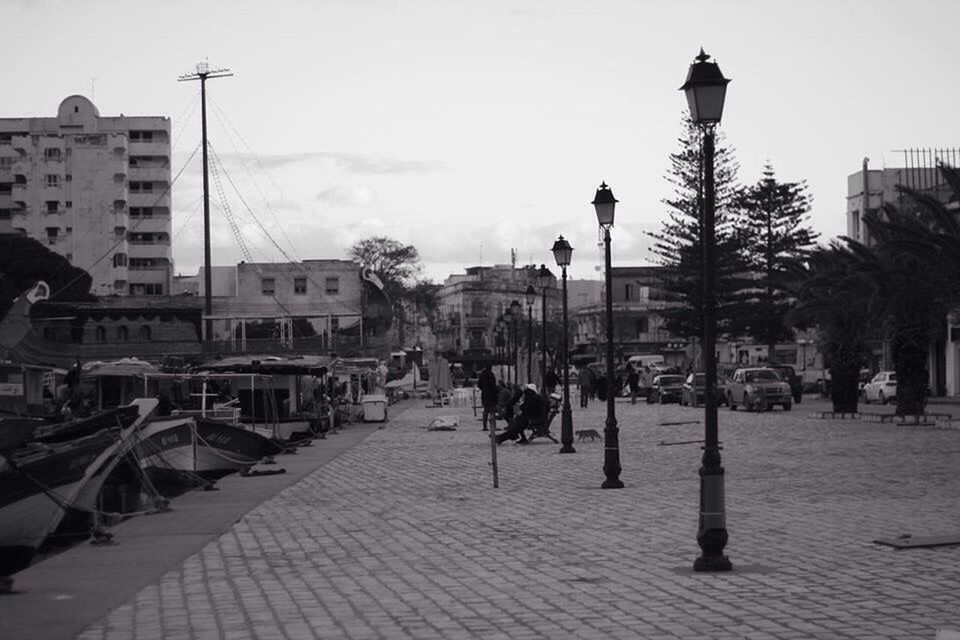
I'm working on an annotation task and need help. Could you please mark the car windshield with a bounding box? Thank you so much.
[660,375,684,385]
[745,370,779,382]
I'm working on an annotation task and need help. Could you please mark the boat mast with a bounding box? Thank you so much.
[178,62,232,342]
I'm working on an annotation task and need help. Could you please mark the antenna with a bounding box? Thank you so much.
[91,77,95,101]
[178,61,233,341]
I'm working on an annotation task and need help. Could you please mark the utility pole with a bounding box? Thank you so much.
[178,61,232,342]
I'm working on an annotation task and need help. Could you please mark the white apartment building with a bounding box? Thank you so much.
[0,95,172,296]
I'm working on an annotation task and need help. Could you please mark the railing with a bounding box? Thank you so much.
[200,334,367,355]
[173,407,241,424]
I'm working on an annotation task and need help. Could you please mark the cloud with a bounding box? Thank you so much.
[212,151,447,175]
[315,184,376,207]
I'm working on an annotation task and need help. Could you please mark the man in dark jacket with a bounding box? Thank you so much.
[478,364,498,431]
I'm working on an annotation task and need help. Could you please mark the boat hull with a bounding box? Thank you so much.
[0,429,118,575]
[134,418,197,488]
[193,418,284,478]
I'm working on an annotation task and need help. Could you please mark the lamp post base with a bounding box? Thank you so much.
[559,406,575,454]
[601,478,624,489]
[693,552,732,572]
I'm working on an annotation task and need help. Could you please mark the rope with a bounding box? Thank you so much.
[192,424,262,466]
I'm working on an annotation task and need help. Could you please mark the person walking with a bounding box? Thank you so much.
[627,364,640,405]
[544,367,560,395]
[478,363,498,432]
[579,365,594,408]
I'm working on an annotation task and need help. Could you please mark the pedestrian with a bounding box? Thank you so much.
[640,365,653,399]
[478,363,498,432]
[627,364,640,405]
[544,368,560,395]
[579,365,594,408]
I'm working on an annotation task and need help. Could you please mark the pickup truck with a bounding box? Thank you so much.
[726,367,793,411]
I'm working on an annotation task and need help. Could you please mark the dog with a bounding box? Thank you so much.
[575,429,601,442]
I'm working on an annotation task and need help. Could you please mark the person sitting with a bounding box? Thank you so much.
[496,384,546,445]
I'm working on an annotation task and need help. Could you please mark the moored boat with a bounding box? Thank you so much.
[193,417,285,478]
[0,428,120,577]
[133,416,198,488]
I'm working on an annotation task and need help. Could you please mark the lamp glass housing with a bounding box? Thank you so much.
[551,235,573,268]
[525,285,536,307]
[680,50,730,125]
[536,265,552,289]
[592,183,618,227]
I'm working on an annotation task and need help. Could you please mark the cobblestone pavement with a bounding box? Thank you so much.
[78,397,960,640]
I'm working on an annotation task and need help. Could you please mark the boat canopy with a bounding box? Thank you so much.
[196,354,332,376]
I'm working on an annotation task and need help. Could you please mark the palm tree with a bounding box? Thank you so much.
[789,244,877,413]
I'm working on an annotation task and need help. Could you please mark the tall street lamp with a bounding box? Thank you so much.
[536,265,552,392]
[510,299,521,386]
[552,235,575,454]
[503,306,514,385]
[525,285,536,384]
[592,182,623,489]
[681,47,732,571]
[496,314,505,363]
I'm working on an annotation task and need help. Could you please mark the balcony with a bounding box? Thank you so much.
[128,141,169,157]
[128,167,170,182]
[129,216,171,234]
[464,314,488,328]
[128,191,169,207]
[128,243,172,260]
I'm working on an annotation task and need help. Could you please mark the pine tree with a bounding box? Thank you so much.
[648,114,747,350]
[738,164,818,361]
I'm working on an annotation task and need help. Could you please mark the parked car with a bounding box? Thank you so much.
[768,364,803,403]
[647,374,685,404]
[726,367,793,411]
[680,372,727,407]
[863,371,897,404]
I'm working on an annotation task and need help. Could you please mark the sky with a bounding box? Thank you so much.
[4,0,958,283]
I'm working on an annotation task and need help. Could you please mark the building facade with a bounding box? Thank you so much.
[434,264,559,366]
[0,95,172,296]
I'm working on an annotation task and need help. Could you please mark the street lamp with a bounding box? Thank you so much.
[510,299,521,386]
[525,285,536,384]
[592,181,623,489]
[681,47,732,571]
[496,314,505,362]
[552,235,575,454]
[503,307,514,385]
[798,338,811,371]
[536,264,553,392]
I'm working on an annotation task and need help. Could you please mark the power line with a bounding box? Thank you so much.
[208,97,300,261]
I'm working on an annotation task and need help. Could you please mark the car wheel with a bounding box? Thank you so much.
[879,391,887,405]
[743,394,752,411]
[783,401,792,411]
[727,392,736,410]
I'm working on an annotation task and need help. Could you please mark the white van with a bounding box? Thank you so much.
[627,354,665,371]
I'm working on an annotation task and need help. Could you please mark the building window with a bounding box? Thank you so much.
[325,277,339,295]
[117,325,129,342]
[44,148,61,160]
[45,175,60,187]
[65,201,72,209]
[294,277,307,295]
[145,284,163,295]
[625,284,634,301]
[262,278,276,296]
[0,209,10,220]
[129,131,154,142]
[139,325,152,341]
[46,201,58,214]
[45,227,58,244]
[66,174,72,182]
[113,253,127,267]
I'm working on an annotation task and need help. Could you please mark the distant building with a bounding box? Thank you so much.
[0,96,172,296]
[434,264,559,376]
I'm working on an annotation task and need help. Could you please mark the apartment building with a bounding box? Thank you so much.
[0,95,172,296]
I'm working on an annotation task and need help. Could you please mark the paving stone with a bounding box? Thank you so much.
[74,399,960,639]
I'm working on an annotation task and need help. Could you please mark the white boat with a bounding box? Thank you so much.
[133,416,198,487]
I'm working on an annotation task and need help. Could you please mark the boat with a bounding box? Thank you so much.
[193,416,285,478]
[0,427,122,577]
[133,416,198,488]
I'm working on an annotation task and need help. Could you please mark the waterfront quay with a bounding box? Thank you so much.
[2,397,959,640]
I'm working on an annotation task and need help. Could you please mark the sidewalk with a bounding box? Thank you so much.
[6,398,960,639]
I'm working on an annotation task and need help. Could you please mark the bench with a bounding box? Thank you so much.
[526,399,560,444]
